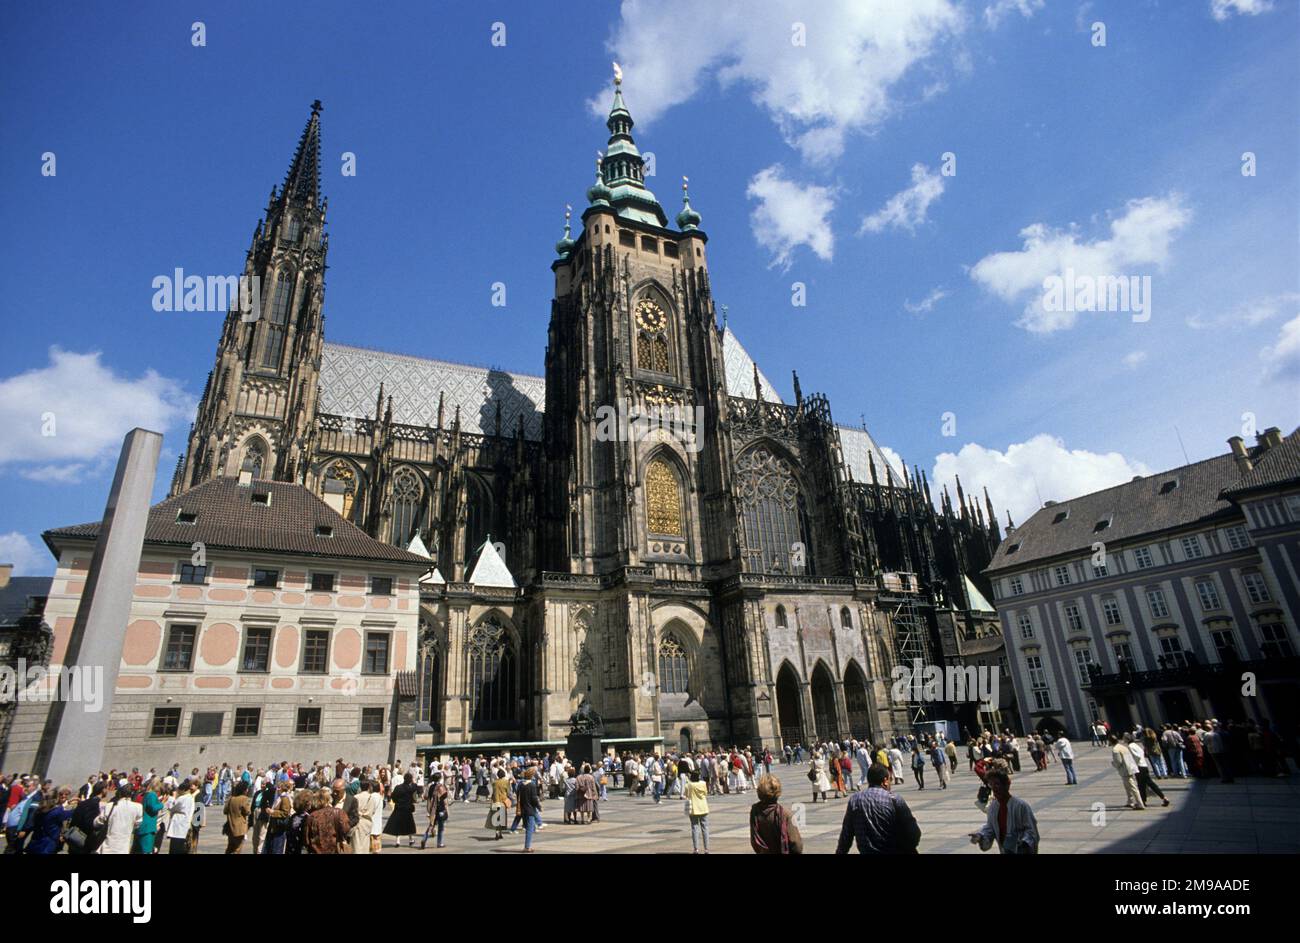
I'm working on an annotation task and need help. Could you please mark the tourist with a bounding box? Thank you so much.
[223,781,252,854]
[1110,734,1144,810]
[67,781,105,854]
[351,780,381,854]
[682,766,710,853]
[383,772,419,848]
[835,763,922,854]
[1056,734,1077,785]
[263,779,295,854]
[303,788,348,854]
[750,774,803,854]
[95,783,143,855]
[576,764,599,824]
[487,767,511,840]
[1203,720,1233,783]
[945,739,958,777]
[1162,724,1187,778]
[134,781,164,854]
[162,778,196,854]
[516,766,543,852]
[911,745,926,790]
[1126,734,1170,807]
[26,786,73,855]
[969,766,1038,854]
[423,772,450,849]
[929,740,949,789]
[809,750,831,802]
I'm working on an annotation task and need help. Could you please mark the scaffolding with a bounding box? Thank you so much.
[892,595,934,727]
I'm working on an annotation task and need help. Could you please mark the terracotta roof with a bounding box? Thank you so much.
[1223,428,1300,497]
[986,450,1251,572]
[44,477,430,567]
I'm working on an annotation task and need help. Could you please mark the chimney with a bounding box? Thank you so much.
[1227,436,1252,474]
[0,563,12,588]
[1263,426,1283,449]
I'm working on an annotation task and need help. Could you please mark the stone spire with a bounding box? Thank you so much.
[593,64,667,226]
[281,100,323,208]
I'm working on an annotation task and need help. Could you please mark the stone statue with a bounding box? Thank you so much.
[567,695,604,735]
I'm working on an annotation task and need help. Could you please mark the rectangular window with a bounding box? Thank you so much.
[189,712,223,737]
[1211,628,1239,662]
[1259,622,1294,658]
[1243,572,1271,604]
[1196,579,1222,611]
[1146,589,1170,620]
[178,563,206,584]
[370,576,393,596]
[1054,565,1071,586]
[310,572,335,592]
[233,707,261,737]
[1073,647,1094,686]
[150,707,181,738]
[1286,495,1300,521]
[161,624,196,671]
[1180,535,1204,560]
[619,230,636,247]
[361,707,385,735]
[1224,525,1250,551]
[302,629,330,673]
[1017,614,1034,639]
[1009,576,1024,596]
[364,632,390,675]
[1102,597,1123,626]
[252,568,279,588]
[241,627,272,672]
[640,235,658,253]
[1092,561,1108,578]
[1158,635,1188,668]
[1112,640,1134,667]
[295,707,322,736]
[662,241,678,259]
[1026,655,1051,710]
[1133,546,1154,569]
[1064,604,1083,632]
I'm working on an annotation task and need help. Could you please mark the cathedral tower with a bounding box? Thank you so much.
[541,71,732,579]
[172,101,329,494]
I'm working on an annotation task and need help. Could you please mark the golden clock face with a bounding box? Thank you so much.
[636,299,667,333]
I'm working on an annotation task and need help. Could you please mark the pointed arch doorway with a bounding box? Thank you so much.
[811,662,839,743]
[776,663,804,747]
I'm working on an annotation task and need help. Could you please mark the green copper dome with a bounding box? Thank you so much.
[555,206,575,257]
[676,177,702,231]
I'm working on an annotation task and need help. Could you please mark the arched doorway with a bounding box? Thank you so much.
[811,662,839,743]
[776,663,804,748]
[843,660,871,740]
[679,727,693,753]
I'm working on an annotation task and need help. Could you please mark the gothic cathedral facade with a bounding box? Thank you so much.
[172,86,1008,753]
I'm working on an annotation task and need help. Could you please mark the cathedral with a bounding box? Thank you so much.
[171,82,1010,754]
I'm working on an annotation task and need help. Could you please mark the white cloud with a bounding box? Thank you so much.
[1211,0,1274,22]
[1260,313,1300,381]
[904,287,951,314]
[861,163,946,234]
[0,347,193,483]
[878,446,908,480]
[1122,350,1148,369]
[931,434,1152,525]
[0,531,47,575]
[746,165,836,267]
[1187,291,1300,329]
[592,0,963,163]
[968,194,1192,333]
[984,0,1045,27]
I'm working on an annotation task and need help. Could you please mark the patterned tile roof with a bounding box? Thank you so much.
[721,328,782,403]
[319,342,546,439]
[838,425,903,485]
[986,451,1250,573]
[44,478,430,567]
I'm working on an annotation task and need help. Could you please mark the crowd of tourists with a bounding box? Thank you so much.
[2,715,1290,855]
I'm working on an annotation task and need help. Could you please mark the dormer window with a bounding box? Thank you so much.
[251,492,271,506]
[176,510,197,525]
[315,525,334,538]
[1094,518,1111,533]
[1006,542,1021,555]
[1052,510,1068,525]
[1159,479,1179,495]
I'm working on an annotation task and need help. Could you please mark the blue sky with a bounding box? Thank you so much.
[1,0,1297,575]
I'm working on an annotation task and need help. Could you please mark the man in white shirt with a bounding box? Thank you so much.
[1127,735,1170,807]
[1056,735,1077,785]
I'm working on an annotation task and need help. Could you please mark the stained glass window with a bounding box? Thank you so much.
[468,618,516,727]
[244,438,266,479]
[734,446,811,574]
[390,467,422,547]
[262,272,292,369]
[645,458,683,536]
[658,634,689,694]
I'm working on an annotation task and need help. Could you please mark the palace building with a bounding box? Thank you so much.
[164,83,1012,757]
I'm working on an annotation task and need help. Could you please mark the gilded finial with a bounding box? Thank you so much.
[612,61,623,86]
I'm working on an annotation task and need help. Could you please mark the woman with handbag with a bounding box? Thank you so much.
[222,781,252,854]
[132,781,164,854]
[422,772,451,849]
[809,750,831,803]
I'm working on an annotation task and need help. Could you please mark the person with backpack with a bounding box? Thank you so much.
[750,774,803,854]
